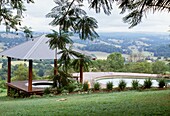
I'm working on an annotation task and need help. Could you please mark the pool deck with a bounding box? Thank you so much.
[7,80,47,94]
[73,72,158,87]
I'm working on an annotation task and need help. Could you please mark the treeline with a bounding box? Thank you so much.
[146,44,170,57]
[91,53,170,74]
[0,59,54,81]
[80,44,131,54]
[1,53,170,81]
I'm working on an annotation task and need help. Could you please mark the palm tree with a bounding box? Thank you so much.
[72,55,93,83]
[46,0,98,83]
[46,30,73,75]
[58,45,81,73]
[75,15,99,41]
[58,46,82,73]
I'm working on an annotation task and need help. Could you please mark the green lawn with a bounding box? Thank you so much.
[0,90,170,116]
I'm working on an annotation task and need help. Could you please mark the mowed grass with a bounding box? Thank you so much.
[0,90,170,116]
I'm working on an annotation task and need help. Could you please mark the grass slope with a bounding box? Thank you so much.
[0,90,170,116]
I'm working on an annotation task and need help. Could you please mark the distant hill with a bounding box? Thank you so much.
[73,32,170,57]
[0,32,170,58]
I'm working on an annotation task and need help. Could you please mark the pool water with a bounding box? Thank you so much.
[96,78,169,87]
[25,81,53,88]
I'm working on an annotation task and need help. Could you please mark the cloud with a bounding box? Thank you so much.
[0,0,170,33]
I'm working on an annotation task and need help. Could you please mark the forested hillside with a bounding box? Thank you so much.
[0,32,170,57]
[73,32,170,57]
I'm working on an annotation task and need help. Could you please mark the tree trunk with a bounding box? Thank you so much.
[7,57,11,96]
[54,48,58,75]
[54,59,58,75]
[80,59,83,83]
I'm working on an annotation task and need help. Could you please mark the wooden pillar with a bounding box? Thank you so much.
[28,60,32,92]
[54,59,57,75]
[80,59,83,83]
[7,57,11,83]
[7,57,11,96]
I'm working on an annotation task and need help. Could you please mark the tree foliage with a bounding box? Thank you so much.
[87,0,170,28]
[46,0,99,40]
[46,30,73,50]
[72,55,93,72]
[107,52,124,71]
[58,46,82,73]
[1,0,169,31]
[20,26,33,40]
[0,0,34,31]
[12,64,38,81]
[152,61,168,74]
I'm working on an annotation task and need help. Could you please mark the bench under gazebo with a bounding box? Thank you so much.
[0,34,94,96]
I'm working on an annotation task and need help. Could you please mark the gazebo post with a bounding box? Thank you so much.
[80,59,83,83]
[28,60,32,92]
[7,57,11,96]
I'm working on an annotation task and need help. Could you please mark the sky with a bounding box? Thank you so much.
[0,0,170,33]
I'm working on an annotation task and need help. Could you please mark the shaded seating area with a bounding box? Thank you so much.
[0,35,94,96]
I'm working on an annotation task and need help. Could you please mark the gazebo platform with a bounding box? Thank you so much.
[7,81,48,96]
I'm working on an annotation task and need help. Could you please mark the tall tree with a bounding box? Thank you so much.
[46,0,98,84]
[46,30,73,75]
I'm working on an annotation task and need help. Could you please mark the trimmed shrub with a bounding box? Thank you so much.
[144,78,152,88]
[94,82,100,90]
[158,78,166,88]
[106,81,113,90]
[132,80,139,90]
[83,82,89,91]
[118,80,126,90]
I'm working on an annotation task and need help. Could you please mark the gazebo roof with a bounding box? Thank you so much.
[0,34,94,60]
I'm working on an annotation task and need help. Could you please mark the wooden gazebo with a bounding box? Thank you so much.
[0,35,94,96]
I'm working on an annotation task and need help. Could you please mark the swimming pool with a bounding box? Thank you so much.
[96,78,169,87]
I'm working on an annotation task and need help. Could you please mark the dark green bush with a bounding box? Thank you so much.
[144,78,152,88]
[118,80,126,90]
[73,82,83,92]
[0,80,6,89]
[67,83,76,93]
[44,88,51,94]
[94,82,100,90]
[0,88,3,93]
[57,87,64,94]
[83,82,89,91]
[106,81,113,90]
[132,80,139,90]
[158,78,166,88]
